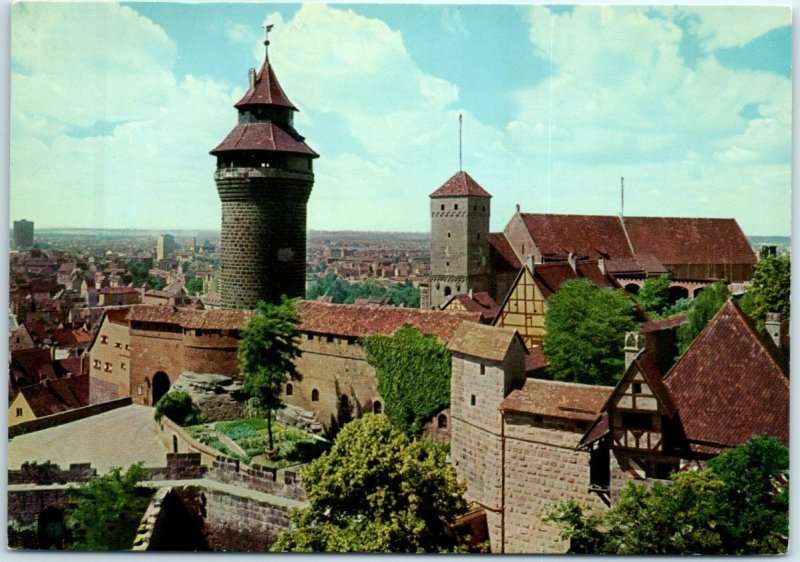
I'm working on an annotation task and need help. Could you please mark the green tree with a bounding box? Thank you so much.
[676,281,730,356]
[542,279,636,386]
[65,463,151,550]
[361,326,451,435]
[272,415,469,553]
[635,274,671,316]
[741,255,790,328]
[544,436,788,555]
[154,390,205,426]
[238,298,303,451]
[185,278,204,296]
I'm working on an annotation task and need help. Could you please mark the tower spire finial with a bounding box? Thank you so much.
[459,113,463,172]
[264,23,274,60]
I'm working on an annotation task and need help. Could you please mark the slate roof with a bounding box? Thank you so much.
[430,171,492,198]
[234,60,298,110]
[501,379,613,422]
[448,322,526,362]
[662,300,788,447]
[297,301,479,343]
[489,233,522,271]
[445,291,500,323]
[210,122,319,157]
[624,217,756,265]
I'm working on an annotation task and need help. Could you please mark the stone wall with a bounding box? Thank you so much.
[208,456,306,502]
[204,487,294,551]
[503,213,537,264]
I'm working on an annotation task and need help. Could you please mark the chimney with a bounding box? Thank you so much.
[468,288,474,300]
[765,312,783,349]
[248,68,256,89]
[525,255,534,274]
[567,252,577,273]
[623,332,644,370]
[598,258,607,275]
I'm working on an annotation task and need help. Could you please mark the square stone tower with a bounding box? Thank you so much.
[210,27,319,310]
[429,171,491,309]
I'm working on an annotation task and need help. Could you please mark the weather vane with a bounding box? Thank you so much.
[264,24,274,59]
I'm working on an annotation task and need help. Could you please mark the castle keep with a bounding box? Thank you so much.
[211,29,318,310]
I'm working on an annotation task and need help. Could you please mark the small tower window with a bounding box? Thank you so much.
[444,286,452,297]
[437,414,448,428]
[447,232,451,238]
[311,389,320,402]
[470,395,477,406]
[480,364,486,375]
[440,204,445,211]
[477,233,481,240]
[473,205,477,211]
[286,383,294,396]
[454,204,459,210]
[446,261,450,267]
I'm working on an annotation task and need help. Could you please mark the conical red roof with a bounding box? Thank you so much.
[430,171,492,198]
[235,59,297,111]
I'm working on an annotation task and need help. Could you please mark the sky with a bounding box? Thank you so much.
[8,2,793,235]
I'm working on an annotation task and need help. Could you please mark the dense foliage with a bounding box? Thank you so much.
[635,274,671,316]
[125,260,165,290]
[307,273,420,308]
[740,255,790,328]
[66,463,151,550]
[238,298,303,450]
[542,279,636,386]
[544,436,788,554]
[361,326,451,434]
[153,390,205,426]
[185,278,204,296]
[272,415,469,553]
[676,281,730,356]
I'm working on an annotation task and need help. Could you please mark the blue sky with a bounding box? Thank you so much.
[9,2,792,235]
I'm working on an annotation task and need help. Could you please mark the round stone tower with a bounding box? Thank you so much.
[211,27,318,310]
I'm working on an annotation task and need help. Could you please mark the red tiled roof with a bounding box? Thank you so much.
[624,217,756,266]
[640,314,688,333]
[448,292,500,323]
[128,305,252,331]
[533,261,618,299]
[297,301,480,343]
[210,123,319,157]
[448,322,525,361]
[521,214,634,260]
[578,412,609,448]
[11,348,57,381]
[234,60,298,110]
[525,346,548,373]
[489,233,522,271]
[663,301,788,448]
[19,375,90,417]
[501,378,613,421]
[634,252,670,275]
[575,261,621,290]
[430,171,492,198]
[51,327,93,346]
[100,286,139,294]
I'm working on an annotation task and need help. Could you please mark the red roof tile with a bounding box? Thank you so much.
[640,314,688,333]
[448,322,525,361]
[210,122,319,157]
[525,346,548,374]
[128,305,253,331]
[297,301,480,343]
[447,292,500,323]
[533,261,618,299]
[11,349,57,382]
[18,375,90,417]
[663,301,788,447]
[234,60,298,110]
[430,171,492,198]
[489,233,522,270]
[501,379,613,421]
[51,327,93,346]
[100,286,139,295]
[521,214,634,260]
[623,217,756,266]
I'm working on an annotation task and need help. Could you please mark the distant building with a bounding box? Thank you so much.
[13,220,34,249]
[156,234,177,262]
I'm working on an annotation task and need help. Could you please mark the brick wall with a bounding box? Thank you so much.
[129,328,184,405]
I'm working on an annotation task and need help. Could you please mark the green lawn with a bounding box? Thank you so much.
[184,418,330,468]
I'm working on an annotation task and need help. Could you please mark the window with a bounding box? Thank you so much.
[437,414,448,428]
[137,385,143,396]
[621,412,652,430]
[473,205,477,211]
[480,364,486,375]
[104,362,112,373]
[125,344,130,351]
[632,382,642,394]
[286,383,294,396]
[16,407,23,417]
[454,204,459,210]
[121,363,126,371]
[114,342,122,349]
[373,401,382,414]
[440,204,444,211]
[326,335,334,343]
[447,232,451,238]
[93,359,101,369]
[470,395,476,406]
[306,333,313,340]
[446,261,450,267]
[311,389,320,402]
[477,233,481,240]
[100,335,108,344]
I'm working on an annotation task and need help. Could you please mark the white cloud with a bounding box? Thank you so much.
[657,6,791,50]
[441,7,469,36]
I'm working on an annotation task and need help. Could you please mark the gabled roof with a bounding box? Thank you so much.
[17,375,90,417]
[488,233,522,271]
[525,346,549,374]
[623,217,756,265]
[234,59,298,110]
[532,261,618,300]
[430,171,492,198]
[662,300,788,447]
[501,378,613,422]
[297,300,479,343]
[443,291,500,323]
[448,322,526,362]
[521,214,634,260]
[210,122,319,157]
[600,349,677,417]
[11,348,57,382]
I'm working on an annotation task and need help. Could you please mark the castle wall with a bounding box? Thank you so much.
[129,328,185,405]
[88,318,131,404]
[183,333,241,377]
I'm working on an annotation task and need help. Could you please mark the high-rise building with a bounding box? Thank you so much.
[211,26,318,310]
[428,171,491,308]
[156,234,177,262]
[13,220,34,249]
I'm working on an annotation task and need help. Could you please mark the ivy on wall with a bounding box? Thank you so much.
[360,326,451,435]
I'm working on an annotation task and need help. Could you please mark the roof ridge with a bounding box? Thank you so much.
[527,378,614,391]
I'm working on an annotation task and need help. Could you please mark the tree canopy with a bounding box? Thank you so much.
[741,255,790,328]
[676,281,730,356]
[542,279,636,386]
[238,298,303,450]
[272,414,469,553]
[544,436,788,555]
[66,463,151,550]
[154,390,205,426]
[307,273,420,308]
[635,274,671,317]
[361,326,451,435]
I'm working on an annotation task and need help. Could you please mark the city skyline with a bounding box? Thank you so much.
[10,2,792,235]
